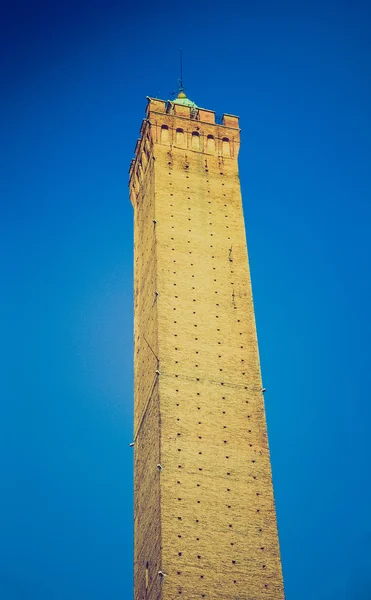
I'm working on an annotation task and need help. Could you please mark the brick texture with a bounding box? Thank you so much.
[130,98,285,600]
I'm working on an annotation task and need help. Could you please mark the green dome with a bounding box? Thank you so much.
[172,90,197,109]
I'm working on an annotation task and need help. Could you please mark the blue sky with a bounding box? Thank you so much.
[1,0,371,598]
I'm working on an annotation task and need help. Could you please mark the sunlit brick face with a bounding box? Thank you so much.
[130,97,285,600]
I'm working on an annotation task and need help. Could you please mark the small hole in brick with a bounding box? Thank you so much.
[178,552,182,556]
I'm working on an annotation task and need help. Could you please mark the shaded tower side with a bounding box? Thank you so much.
[131,122,162,600]
[130,98,285,600]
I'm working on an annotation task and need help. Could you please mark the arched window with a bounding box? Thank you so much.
[134,176,139,194]
[176,128,184,146]
[207,134,215,153]
[161,125,169,143]
[192,131,200,150]
[222,137,230,156]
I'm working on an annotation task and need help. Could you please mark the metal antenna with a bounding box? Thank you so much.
[179,48,184,93]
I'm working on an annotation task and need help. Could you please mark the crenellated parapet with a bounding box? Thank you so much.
[129,96,240,206]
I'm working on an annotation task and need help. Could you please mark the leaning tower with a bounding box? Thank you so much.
[129,89,285,600]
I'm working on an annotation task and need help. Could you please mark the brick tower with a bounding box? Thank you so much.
[129,90,285,600]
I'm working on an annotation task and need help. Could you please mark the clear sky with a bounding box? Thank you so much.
[1,0,371,598]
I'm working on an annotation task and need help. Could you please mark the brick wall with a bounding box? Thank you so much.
[131,98,285,600]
